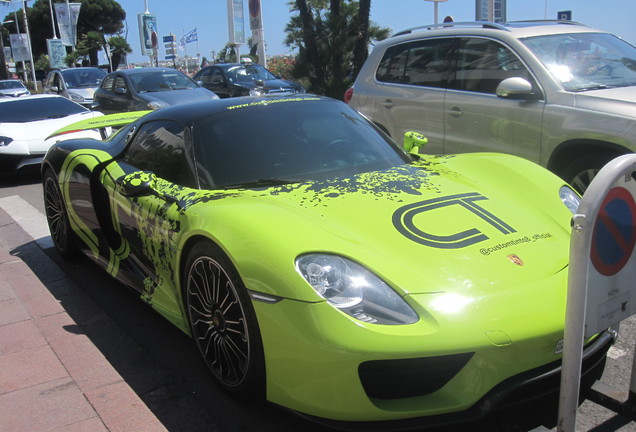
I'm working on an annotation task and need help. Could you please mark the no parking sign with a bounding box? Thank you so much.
[559,154,636,432]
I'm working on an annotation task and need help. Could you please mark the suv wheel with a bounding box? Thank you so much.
[562,152,622,194]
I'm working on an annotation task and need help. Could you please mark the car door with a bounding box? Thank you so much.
[443,37,544,162]
[367,37,454,153]
[101,119,195,295]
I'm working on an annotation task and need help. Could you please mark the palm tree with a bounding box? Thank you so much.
[108,36,132,71]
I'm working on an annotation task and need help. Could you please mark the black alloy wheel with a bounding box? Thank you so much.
[43,170,78,258]
[183,241,265,398]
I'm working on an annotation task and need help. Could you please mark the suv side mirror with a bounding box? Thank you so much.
[496,77,541,100]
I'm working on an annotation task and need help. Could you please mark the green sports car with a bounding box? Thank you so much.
[41,94,613,428]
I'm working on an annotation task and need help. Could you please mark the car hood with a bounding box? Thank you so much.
[142,87,219,105]
[237,78,302,93]
[0,89,29,97]
[574,86,636,116]
[67,87,98,98]
[180,153,573,302]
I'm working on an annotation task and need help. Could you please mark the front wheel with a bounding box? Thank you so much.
[183,241,265,398]
[562,152,621,194]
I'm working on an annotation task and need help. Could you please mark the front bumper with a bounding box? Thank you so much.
[253,292,614,425]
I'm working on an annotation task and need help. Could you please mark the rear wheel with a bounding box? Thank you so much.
[43,169,78,258]
[183,241,265,398]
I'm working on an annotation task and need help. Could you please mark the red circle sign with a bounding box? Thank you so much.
[590,186,636,276]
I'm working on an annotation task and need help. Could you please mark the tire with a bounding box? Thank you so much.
[183,241,265,398]
[561,152,621,194]
[43,169,79,259]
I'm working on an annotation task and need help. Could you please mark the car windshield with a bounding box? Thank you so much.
[0,97,87,122]
[226,65,276,83]
[0,80,25,90]
[193,98,409,189]
[61,68,107,88]
[131,71,199,92]
[522,32,636,91]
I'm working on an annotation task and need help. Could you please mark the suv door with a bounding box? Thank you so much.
[369,38,454,153]
[444,37,544,162]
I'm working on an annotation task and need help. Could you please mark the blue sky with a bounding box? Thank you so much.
[15,0,636,64]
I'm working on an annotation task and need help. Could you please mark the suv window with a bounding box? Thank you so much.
[122,120,194,187]
[101,75,115,90]
[376,38,454,88]
[450,38,530,94]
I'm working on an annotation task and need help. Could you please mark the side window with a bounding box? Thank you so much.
[101,75,115,90]
[449,38,530,94]
[113,76,127,92]
[122,120,195,187]
[375,38,453,88]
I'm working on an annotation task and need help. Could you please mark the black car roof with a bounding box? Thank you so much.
[138,94,329,124]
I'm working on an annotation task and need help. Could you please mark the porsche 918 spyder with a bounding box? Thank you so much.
[41,94,613,429]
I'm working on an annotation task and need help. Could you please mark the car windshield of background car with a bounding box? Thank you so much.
[522,32,636,92]
[0,97,87,122]
[228,65,276,83]
[0,80,25,90]
[132,72,198,92]
[61,69,107,88]
[192,99,409,189]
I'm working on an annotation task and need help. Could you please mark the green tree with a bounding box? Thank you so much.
[76,30,103,66]
[108,35,131,71]
[3,0,126,66]
[285,0,389,98]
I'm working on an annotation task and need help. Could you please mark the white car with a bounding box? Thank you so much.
[0,79,30,97]
[0,94,104,174]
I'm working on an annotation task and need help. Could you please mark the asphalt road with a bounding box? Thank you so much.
[2,172,636,432]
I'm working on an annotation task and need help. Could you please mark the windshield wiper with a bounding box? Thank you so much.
[223,178,302,189]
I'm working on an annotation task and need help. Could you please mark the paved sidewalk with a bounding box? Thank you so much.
[0,246,167,432]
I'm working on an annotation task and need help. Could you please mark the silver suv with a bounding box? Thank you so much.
[346,20,636,192]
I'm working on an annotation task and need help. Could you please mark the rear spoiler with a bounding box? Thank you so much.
[47,110,152,140]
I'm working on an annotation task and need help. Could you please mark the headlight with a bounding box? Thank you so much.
[560,186,580,214]
[147,101,169,110]
[68,92,84,102]
[0,136,13,147]
[296,254,419,325]
[249,89,265,97]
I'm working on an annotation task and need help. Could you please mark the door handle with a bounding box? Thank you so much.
[381,99,394,108]
[448,107,463,117]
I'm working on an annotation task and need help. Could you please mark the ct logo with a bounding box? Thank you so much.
[392,192,516,249]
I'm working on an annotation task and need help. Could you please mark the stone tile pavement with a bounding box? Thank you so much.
[0,246,167,432]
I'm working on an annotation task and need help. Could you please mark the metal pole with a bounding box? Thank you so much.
[48,0,57,38]
[21,0,37,90]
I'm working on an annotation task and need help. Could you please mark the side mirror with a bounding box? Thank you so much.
[496,77,541,100]
[403,131,428,155]
[118,171,158,197]
[50,85,60,92]
[114,87,127,96]
[117,171,181,207]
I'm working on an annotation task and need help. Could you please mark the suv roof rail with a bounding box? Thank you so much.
[506,19,589,27]
[392,19,589,37]
[392,21,509,37]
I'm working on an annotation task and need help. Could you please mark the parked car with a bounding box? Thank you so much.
[0,95,103,174]
[42,94,612,429]
[347,20,636,192]
[0,79,30,97]
[93,67,219,114]
[193,62,305,98]
[44,67,107,109]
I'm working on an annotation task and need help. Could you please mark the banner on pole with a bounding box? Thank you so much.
[47,38,66,69]
[9,34,29,62]
[54,3,81,47]
[138,13,158,57]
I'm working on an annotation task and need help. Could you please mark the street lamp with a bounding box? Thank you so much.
[424,0,448,25]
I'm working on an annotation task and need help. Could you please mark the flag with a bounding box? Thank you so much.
[184,28,198,43]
